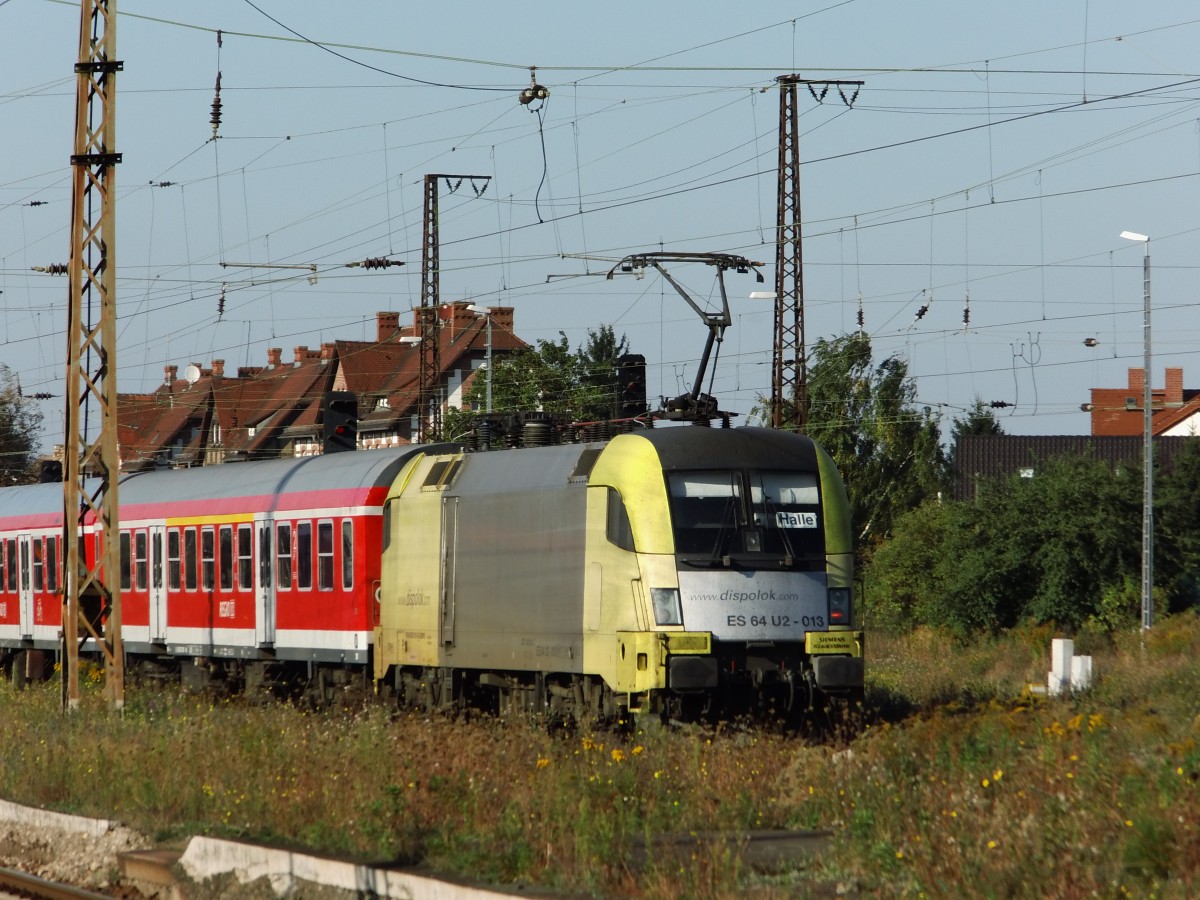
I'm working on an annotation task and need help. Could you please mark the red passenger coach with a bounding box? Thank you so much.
[0,486,64,655]
[0,447,426,689]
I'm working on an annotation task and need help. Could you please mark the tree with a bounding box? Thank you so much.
[0,364,44,485]
[1155,440,1200,613]
[444,326,633,442]
[575,325,631,422]
[804,332,948,553]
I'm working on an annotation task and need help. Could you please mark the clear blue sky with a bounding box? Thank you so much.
[3,0,1199,450]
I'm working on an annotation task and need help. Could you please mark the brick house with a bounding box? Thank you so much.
[115,303,521,470]
[1088,367,1200,437]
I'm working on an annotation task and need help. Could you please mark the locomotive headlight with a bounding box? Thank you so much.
[827,586,852,625]
[651,588,683,626]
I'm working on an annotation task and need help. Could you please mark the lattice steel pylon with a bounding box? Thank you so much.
[62,0,123,710]
[417,174,489,443]
[418,175,442,444]
[771,75,863,432]
[771,75,806,432]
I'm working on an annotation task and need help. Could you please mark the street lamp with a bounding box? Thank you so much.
[465,304,493,414]
[1121,230,1153,631]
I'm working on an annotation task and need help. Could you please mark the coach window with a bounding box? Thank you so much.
[5,539,15,592]
[118,532,130,591]
[168,530,181,590]
[19,540,30,593]
[238,524,253,591]
[316,521,334,591]
[258,525,272,589]
[32,538,44,592]
[219,525,233,591]
[276,523,292,590]
[134,530,149,592]
[201,527,215,591]
[184,528,198,591]
[46,536,58,593]
[297,521,313,590]
[0,541,5,594]
[341,520,353,590]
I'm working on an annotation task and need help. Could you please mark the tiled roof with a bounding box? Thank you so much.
[117,303,524,468]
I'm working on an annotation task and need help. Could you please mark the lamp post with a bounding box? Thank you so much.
[1120,230,1153,631]
[466,304,493,413]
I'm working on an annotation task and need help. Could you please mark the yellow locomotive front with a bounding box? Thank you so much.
[374,426,862,725]
[586,427,861,722]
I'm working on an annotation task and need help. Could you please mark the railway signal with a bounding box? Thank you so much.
[322,392,358,453]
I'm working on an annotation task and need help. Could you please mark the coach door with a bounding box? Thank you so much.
[439,497,458,646]
[16,534,33,640]
[148,525,167,643]
[255,515,276,647]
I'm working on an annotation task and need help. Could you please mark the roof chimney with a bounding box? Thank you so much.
[377,311,401,343]
[1166,367,1184,405]
[267,347,282,367]
[1128,367,1145,396]
[293,345,309,365]
[320,343,335,362]
[212,359,225,378]
[165,364,178,385]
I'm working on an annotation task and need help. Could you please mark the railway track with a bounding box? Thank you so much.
[0,866,114,900]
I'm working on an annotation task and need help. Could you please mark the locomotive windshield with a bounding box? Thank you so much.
[666,469,825,567]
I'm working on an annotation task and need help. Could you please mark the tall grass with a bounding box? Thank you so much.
[3,615,1199,897]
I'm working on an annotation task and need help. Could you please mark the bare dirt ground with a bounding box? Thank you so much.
[0,818,159,897]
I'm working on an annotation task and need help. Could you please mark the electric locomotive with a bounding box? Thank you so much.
[1,427,861,723]
[374,426,861,724]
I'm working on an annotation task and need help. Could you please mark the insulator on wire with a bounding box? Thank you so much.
[217,284,226,320]
[210,71,223,136]
[25,200,47,207]
[349,257,404,270]
[1083,337,1098,347]
[989,401,1012,409]
[518,65,549,107]
[963,291,971,329]
[913,304,929,321]
[152,181,175,188]
[32,263,68,275]
[29,392,56,400]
